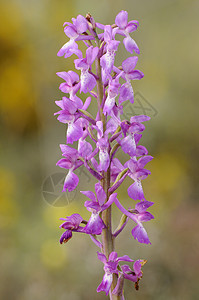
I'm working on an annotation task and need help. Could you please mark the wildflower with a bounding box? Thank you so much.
[74,46,99,93]
[57,15,93,58]
[115,10,140,54]
[97,251,133,295]
[59,213,84,244]
[55,11,154,298]
[81,183,117,234]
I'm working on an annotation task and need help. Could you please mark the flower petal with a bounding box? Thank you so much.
[95,182,106,206]
[131,224,151,244]
[122,56,138,74]
[75,15,88,34]
[60,230,72,244]
[80,191,96,202]
[83,213,106,234]
[56,158,73,169]
[67,122,83,144]
[127,180,144,200]
[117,255,134,263]
[119,82,134,103]
[135,200,154,213]
[123,36,140,54]
[80,69,96,93]
[63,171,79,192]
[137,155,153,169]
[97,252,107,263]
[115,11,128,29]
[120,135,136,157]
[97,273,113,296]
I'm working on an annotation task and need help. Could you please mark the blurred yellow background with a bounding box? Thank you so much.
[0,0,199,299]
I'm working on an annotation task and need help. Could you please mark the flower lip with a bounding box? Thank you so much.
[60,230,72,244]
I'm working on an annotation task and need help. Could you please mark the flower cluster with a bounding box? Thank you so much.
[55,11,154,299]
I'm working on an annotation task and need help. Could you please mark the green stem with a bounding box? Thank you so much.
[95,37,121,300]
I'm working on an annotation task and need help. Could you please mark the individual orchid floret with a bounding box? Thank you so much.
[112,259,146,296]
[119,56,144,104]
[115,10,140,54]
[54,96,91,144]
[131,201,154,244]
[59,213,84,244]
[97,137,110,171]
[56,140,93,192]
[126,155,153,200]
[81,183,117,234]
[110,158,125,183]
[120,115,150,157]
[103,76,121,115]
[121,259,146,286]
[113,197,153,245]
[74,46,99,93]
[97,251,133,295]
[57,15,94,58]
[56,70,80,99]
[100,25,120,81]
[95,121,110,172]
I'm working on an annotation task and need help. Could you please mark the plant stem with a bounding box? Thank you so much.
[95,42,121,300]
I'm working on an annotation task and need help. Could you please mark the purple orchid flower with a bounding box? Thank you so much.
[97,251,133,295]
[56,70,81,100]
[121,259,145,282]
[112,259,146,296]
[114,10,140,54]
[126,155,153,200]
[59,213,84,244]
[81,183,117,235]
[57,15,94,58]
[113,197,153,245]
[54,96,91,144]
[118,56,144,104]
[100,25,120,82]
[74,46,99,93]
[57,139,93,192]
[103,76,121,115]
[120,115,150,157]
[131,201,154,244]
[95,121,110,172]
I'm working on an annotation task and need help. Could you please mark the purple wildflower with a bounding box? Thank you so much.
[119,57,144,103]
[103,76,121,115]
[120,115,150,157]
[95,121,110,172]
[131,201,154,244]
[57,15,93,58]
[54,96,91,144]
[100,25,120,81]
[115,10,140,54]
[59,213,84,244]
[56,71,81,99]
[81,183,117,234]
[56,139,93,192]
[97,251,133,295]
[126,155,153,200]
[74,46,99,93]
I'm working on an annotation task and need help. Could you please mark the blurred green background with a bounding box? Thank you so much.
[0,0,199,299]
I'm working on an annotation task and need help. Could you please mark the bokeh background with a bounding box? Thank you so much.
[1,0,199,299]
